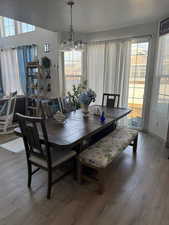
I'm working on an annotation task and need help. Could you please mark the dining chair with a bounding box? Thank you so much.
[48,98,63,113]
[16,113,77,199]
[39,98,62,119]
[39,100,53,119]
[102,93,120,108]
[0,91,17,134]
[60,96,76,113]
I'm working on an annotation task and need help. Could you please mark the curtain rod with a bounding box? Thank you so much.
[0,44,37,52]
[87,34,153,44]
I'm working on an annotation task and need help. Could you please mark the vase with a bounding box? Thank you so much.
[81,104,89,117]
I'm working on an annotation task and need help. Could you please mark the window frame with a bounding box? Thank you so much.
[63,50,83,94]
[2,17,16,37]
[0,16,36,37]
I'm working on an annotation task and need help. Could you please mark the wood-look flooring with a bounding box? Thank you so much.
[0,132,169,225]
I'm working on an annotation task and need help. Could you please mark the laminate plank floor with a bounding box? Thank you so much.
[0,132,168,225]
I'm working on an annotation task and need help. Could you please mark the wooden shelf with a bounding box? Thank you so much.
[26,62,42,116]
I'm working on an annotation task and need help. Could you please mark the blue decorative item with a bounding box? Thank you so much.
[100,111,105,123]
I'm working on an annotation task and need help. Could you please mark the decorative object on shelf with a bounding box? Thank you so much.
[41,56,51,79]
[79,88,96,117]
[53,111,66,124]
[44,42,50,53]
[47,84,51,92]
[58,0,86,52]
[67,80,87,110]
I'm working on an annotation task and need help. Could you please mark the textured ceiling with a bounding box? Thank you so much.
[0,0,168,33]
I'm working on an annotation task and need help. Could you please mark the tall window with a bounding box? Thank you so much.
[3,17,15,37]
[64,50,82,93]
[20,22,35,33]
[157,34,169,105]
[128,40,149,129]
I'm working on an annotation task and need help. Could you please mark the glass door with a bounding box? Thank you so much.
[128,40,150,129]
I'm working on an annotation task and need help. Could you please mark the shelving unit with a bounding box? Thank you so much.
[25,62,44,116]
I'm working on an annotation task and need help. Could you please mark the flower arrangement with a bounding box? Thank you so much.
[79,89,96,106]
[67,80,87,109]
[67,80,96,116]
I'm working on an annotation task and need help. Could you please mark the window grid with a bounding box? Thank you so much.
[128,41,149,129]
[0,16,35,37]
[3,17,15,37]
[157,34,169,103]
[64,51,82,94]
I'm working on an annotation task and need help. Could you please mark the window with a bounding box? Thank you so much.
[0,16,36,37]
[3,17,15,37]
[128,41,149,129]
[156,34,169,106]
[64,50,82,93]
[20,22,35,33]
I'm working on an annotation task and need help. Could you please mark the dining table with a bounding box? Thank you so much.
[15,106,131,150]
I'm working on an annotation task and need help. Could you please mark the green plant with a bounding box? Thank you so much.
[67,80,87,109]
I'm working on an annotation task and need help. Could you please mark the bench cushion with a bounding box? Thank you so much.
[79,128,138,169]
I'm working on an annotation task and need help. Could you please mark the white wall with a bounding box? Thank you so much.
[0,27,60,98]
[85,22,157,41]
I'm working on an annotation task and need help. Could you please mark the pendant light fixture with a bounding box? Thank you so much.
[59,0,85,52]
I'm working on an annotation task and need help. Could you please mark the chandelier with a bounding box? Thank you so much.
[59,1,85,52]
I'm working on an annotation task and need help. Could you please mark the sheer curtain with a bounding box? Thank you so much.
[87,42,106,104]
[0,49,23,96]
[58,52,65,97]
[87,40,131,108]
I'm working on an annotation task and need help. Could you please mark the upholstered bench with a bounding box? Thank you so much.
[78,128,138,193]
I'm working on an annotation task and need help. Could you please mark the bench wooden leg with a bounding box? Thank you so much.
[133,135,138,153]
[77,159,83,184]
[97,169,105,194]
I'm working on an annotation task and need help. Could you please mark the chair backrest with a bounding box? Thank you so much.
[0,91,17,120]
[39,98,62,119]
[39,100,53,119]
[8,91,17,116]
[48,98,62,113]
[16,113,51,164]
[61,96,76,113]
[102,93,120,108]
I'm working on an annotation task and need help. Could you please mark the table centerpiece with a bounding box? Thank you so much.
[79,88,96,117]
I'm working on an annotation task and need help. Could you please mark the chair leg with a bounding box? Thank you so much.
[97,169,105,194]
[133,135,138,153]
[47,169,52,199]
[73,157,77,180]
[77,160,83,184]
[27,163,32,188]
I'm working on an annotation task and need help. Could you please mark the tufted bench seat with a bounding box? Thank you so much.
[78,128,138,193]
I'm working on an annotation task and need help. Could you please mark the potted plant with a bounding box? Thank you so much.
[67,80,87,109]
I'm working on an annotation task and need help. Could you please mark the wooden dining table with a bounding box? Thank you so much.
[15,106,131,150]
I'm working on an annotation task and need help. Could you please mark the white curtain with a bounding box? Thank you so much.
[104,41,131,107]
[87,40,131,107]
[58,52,65,97]
[87,42,106,105]
[0,49,23,96]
